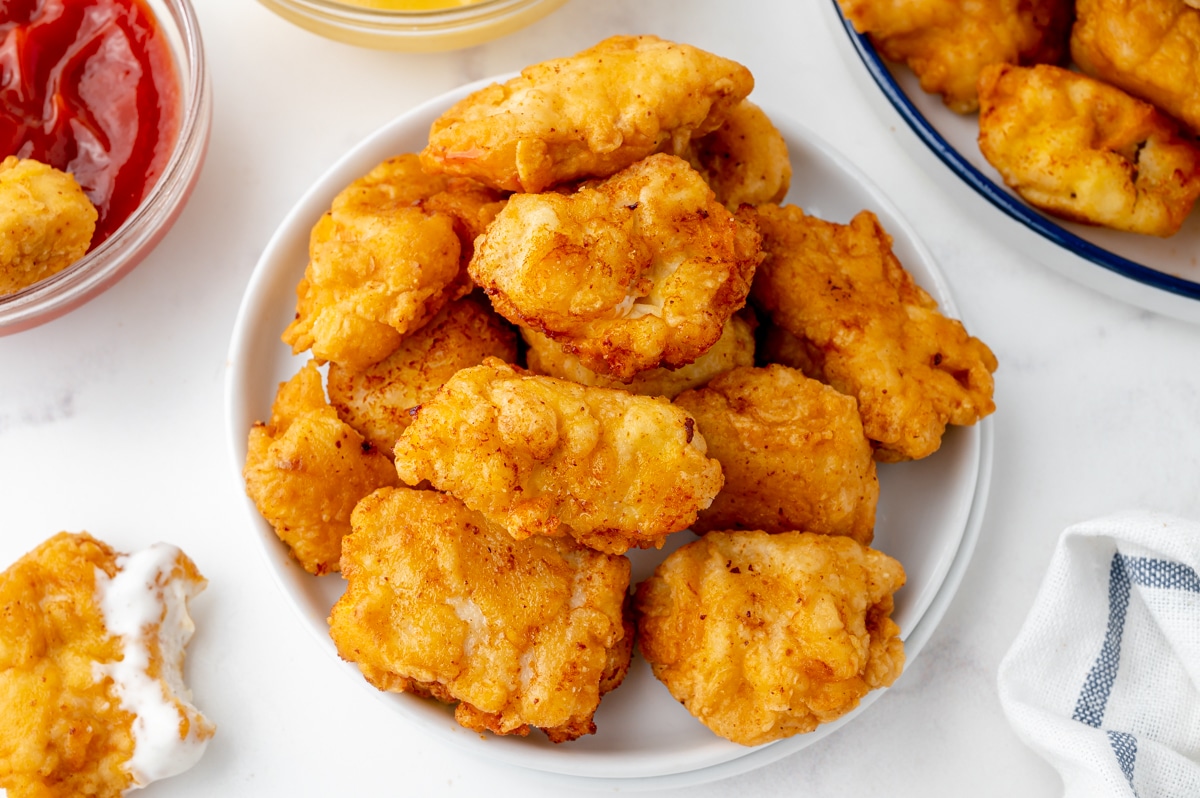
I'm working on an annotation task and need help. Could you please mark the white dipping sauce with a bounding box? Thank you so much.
[93,543,211,791]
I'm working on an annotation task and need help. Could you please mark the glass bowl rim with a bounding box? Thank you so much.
[262,0,558,20]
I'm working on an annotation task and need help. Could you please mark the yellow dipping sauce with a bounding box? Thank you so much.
[337,0,480,8]
[257,0,566,51]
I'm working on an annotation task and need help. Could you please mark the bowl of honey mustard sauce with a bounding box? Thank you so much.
[256,0,568,52]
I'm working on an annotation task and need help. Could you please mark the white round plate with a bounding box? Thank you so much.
[822,0,1200,324]
[225,76,993,786]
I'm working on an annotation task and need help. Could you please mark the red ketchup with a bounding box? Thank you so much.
[0,0,180,247]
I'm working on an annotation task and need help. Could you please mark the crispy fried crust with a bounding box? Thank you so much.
[683,100,792,210]
[838,0,1073,113]
[1072,0,1200,134]
[0,156,97,296]
[329,487,631,741]
[420,35,754,193]
[634,530,905,746]
[0,533,211,798]
[244,361,399,575]
[750,204,997,462]
[327,295,518,454]
[674,365,878,544]
[469,153,762,380]
[522,313,756,400]
[282,154,506,368]
[978,63,1200,236]
[392,359,724,554]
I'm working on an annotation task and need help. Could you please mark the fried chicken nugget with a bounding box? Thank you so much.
[282,154,507,369]
[0,533,213,798]
[420,35,754,193]
[978,63,1200,236]
[683,100,792,210]
[329,487,631,742]
[470,153,762,380]
[0,156,98,296]
[327,295,518,454]
[750,204,997,462]
[392,359,724,555]
[521,313,756,400]
[838,0,1073,113]
[674,365,878,544]
[244,361,399,575]
[634,530,905,746]
[1072,0,1200,134]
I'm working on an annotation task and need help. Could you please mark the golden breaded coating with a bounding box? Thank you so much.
[763,322,819,376]
[328,295,518,454]
[978,63,1200,236]
[750,205,997,462]
[0,533,213,798]
[683,100,792,210]
[244,361,399,575]
[838,0,1073,113]
[522,313,756,400]
[392,359,724,554]
[282,154,506,369]
[329,487,631,742]
[634,530,905,746]
[0,156,97,296]
[674,365,878,544]
[1072,0,1200,134]
[421,35,754,193]
[469,153,762,380]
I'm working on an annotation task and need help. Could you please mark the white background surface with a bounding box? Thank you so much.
[1,1,1198,795]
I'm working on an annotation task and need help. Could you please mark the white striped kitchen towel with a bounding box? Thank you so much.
[997,511,1200,798]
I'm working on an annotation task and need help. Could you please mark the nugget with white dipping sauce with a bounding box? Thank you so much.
[0,532,214,798]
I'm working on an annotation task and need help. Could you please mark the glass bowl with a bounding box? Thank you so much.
[256,0,568,51]
[0,0,212,336]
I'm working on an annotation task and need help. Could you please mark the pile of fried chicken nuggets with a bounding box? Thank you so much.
[243,35,998,748]
[840,0,1200,237]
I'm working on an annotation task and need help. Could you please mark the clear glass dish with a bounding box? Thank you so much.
[0,0,212,336]
[256,0,567,51]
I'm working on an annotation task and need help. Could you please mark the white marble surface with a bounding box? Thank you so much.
[2,1,1199,795]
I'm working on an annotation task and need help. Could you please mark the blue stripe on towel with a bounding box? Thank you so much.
[1122,556,1200,593]
[1107,731,1139,797]
[1072,553,1200,795]
[1073,554,1131,729]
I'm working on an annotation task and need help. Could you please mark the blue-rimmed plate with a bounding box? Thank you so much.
[823,0,1200,324]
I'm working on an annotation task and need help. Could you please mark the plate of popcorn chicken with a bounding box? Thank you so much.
[827,0,1200,323]
[227,35,997,784]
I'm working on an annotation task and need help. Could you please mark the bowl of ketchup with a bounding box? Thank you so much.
[0,0,211,334]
